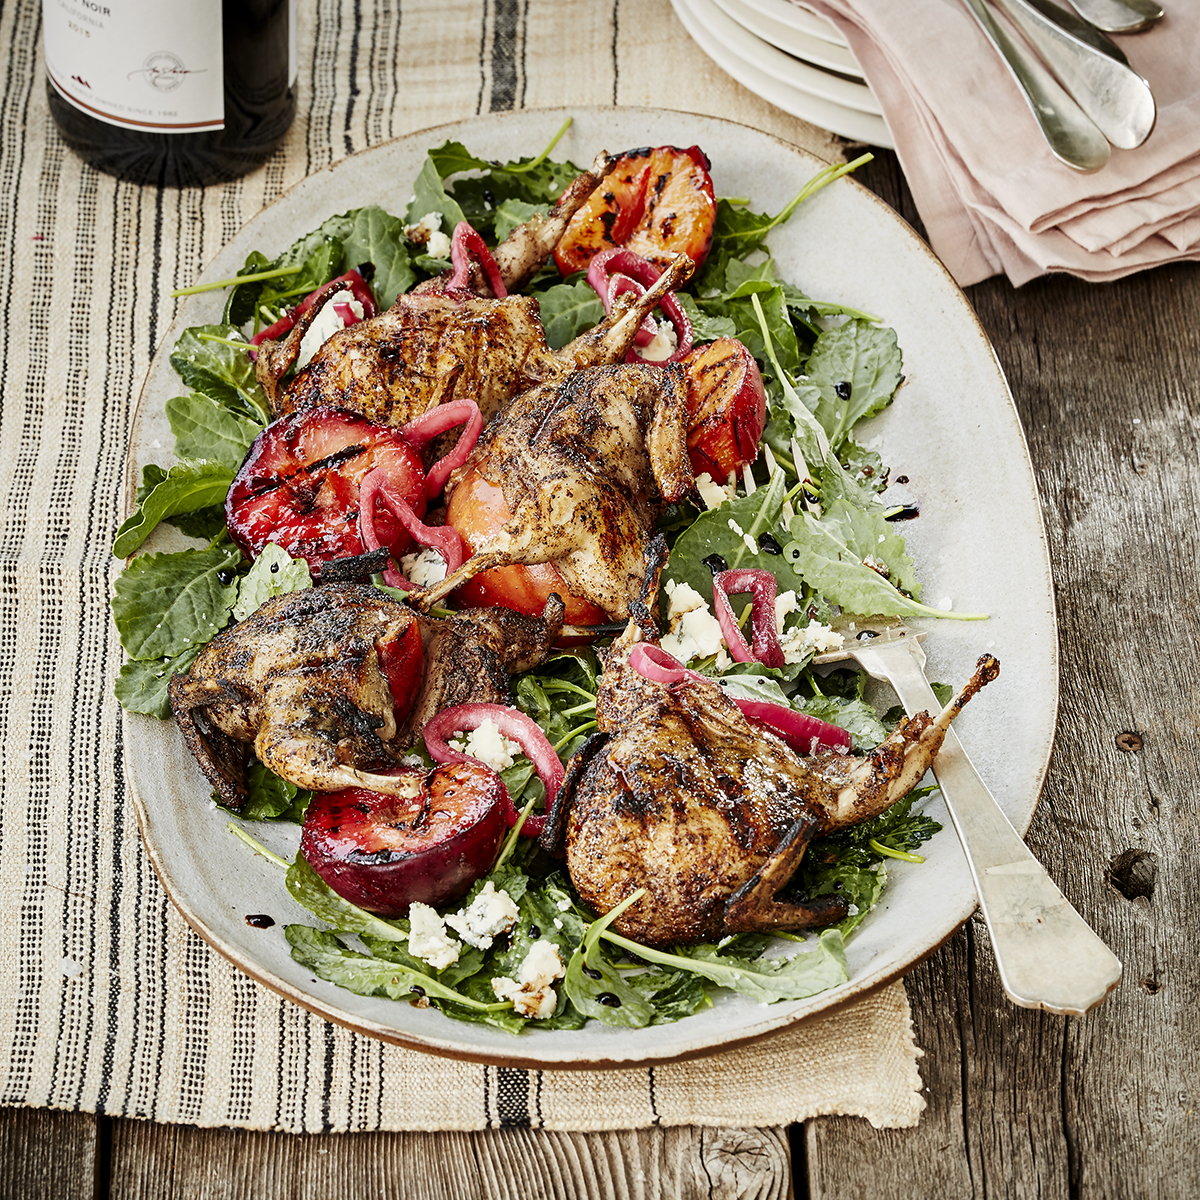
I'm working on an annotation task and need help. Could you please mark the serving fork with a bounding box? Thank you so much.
[815,624,1122,1015]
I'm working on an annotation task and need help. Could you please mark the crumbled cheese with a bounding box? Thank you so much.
[775,591,845,663]
[401,753,425,767]
[556,898,572,912]
[445,882,520,950]
[491,939,566,1019]
[404,211,452,259]
[938,596,954,610]
[406,903,462,970]
[448,718,523,772]
[400,546,448,587]
[426,228,451,259]
[660,579,726,664]
[296,290,363,368]
[635,318,678,363]
[695,471,736,511]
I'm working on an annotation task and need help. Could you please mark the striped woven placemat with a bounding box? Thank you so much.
[0,0,925,1132]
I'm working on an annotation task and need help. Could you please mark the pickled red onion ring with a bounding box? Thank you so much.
[712,569,785,668]
[447,222,507,298]
[422,702,563,837]
[627,641,850,754]
[585,248,693,363]
[358,467,465,591]
[734,700,852,754]
[398,399,484,498]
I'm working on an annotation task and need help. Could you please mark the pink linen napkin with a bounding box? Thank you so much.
[794,0,1200,285]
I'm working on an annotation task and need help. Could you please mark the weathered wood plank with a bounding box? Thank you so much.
[0,1106,100,1200]
[804,153,1200,1200]
[108,1120,791,1200]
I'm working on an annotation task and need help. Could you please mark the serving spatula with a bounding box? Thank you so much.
[814,624,1122,1015]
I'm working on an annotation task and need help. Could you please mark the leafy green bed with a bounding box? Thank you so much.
[112,125,969,1032]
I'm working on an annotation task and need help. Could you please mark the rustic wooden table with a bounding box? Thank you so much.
[3,151,1196,1200]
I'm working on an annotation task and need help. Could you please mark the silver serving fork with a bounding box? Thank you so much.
[814,624,1122,1015]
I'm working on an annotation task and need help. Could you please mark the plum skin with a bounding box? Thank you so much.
[300,762,508,917]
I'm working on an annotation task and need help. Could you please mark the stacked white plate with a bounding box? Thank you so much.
[672,0,893,148]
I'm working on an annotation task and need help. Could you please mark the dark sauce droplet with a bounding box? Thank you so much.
[598,993,622,1008]
[583,966,603,980]
[270,562,280,573]
[886,506,920,522]
[757,532,783,555]
[217,570,236,586]
[702,553,729,575]
[856,629,879,641]
[895,475,909,485]
[528,925,541,940]
[835,381,852,400]
[410,985,426,997]
[244,914,275,928]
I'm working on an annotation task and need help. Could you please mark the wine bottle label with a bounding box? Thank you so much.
[43,0,225,132]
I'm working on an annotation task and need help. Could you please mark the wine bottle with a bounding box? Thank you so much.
[44,0,297,188]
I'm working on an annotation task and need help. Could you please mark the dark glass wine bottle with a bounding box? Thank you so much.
[44,0,297,188]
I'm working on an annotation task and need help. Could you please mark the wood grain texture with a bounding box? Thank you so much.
[107,1120,791,1200]
[804,154,1200,1200]
[0,1107,100,1200]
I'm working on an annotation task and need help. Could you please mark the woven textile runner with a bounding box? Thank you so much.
[0,0,926,1131]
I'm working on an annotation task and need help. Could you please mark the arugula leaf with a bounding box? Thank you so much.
[113,646,200,719]
[799,694,889,751]
[285,926,511,1012]
[113,460,235,557]
[169,325,269,423]
[494,199,545,242]
[405,158,468,237]
[342,206,414,308]
[231,762,313,823]
[677,293,736,343]
[111,544,241,660]
[284,854,409,941]
[783,508,985,620]
[427,139,489,177]
[805,321,903,451]
[536,280,605,350]
[232,544,312,622]
[819,498,921,597]
[664,470,790,599]
[165,392,260,472]
[603,927,850,1003]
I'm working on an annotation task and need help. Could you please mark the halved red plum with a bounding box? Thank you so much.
[226,407,426,576]
[682,337,767,481]
[299,761,508,916]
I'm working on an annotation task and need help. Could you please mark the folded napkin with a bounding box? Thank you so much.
[796,0,1200,285]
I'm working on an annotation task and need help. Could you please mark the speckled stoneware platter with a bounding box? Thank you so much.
[122,107,1058,1069]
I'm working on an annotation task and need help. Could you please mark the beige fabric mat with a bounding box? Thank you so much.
[0,0,926,1132]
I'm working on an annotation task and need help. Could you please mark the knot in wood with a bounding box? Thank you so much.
[1107,848,1157,901]
[1115,731,1143,753]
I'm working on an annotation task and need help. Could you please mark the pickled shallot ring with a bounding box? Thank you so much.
[422,702,564,837]
[585,248,693,363]
[712,569,785,668]
[447,222,508,298]
[249,267,378,348]
[734,699,852,754]
[628,643,850,754]
[358,467,465,591]
[398,399,484,498]
[628,642,707,686]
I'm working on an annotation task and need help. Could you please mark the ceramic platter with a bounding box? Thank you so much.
[671,0,894,147]
[123,107,1057,1069]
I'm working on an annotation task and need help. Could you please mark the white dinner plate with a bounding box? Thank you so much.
[713,0,865,78]
[671,0,894,146]
[123,106,1057,1068]
[741,0,849,46]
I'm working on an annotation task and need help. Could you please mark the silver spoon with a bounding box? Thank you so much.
[1065,0,1163,32]
[992,0,1156,149]
[960,0,1110,172]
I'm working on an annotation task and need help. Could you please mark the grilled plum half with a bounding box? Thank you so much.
[299,762,508,916]
[226,406,426,576]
